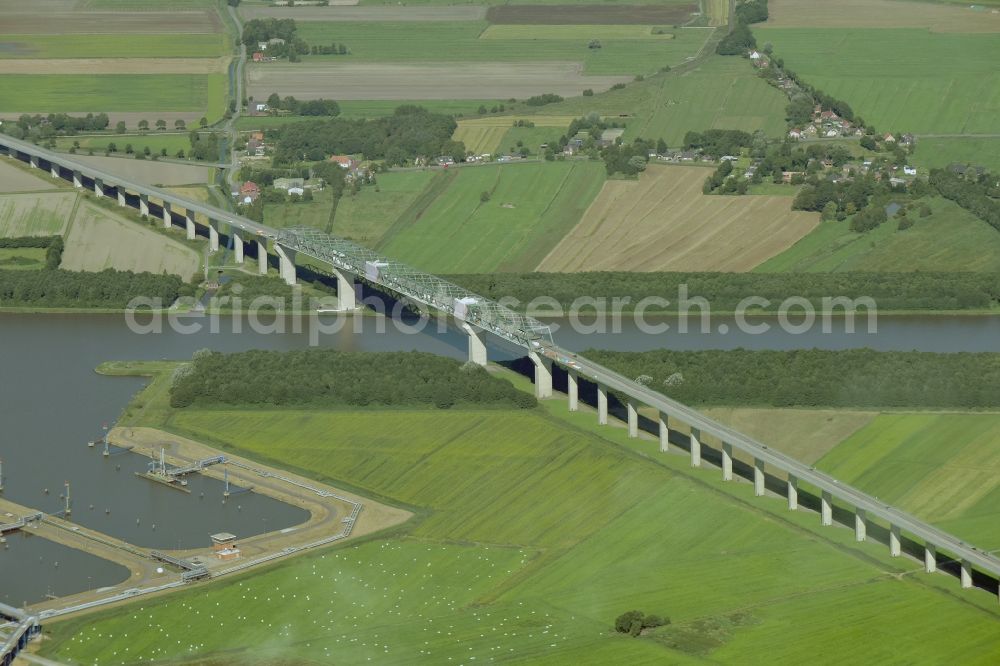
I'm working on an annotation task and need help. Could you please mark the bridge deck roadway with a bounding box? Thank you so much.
[3,132,1000,587]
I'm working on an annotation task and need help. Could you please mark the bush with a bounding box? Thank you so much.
[582,89,594,97]
[525,93,564,107]
[614,611,670,636]
[480,190,491,203]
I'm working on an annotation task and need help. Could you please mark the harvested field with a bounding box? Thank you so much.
[538,165,819,272]
[0,58,228,74]
[0,34,227,59]
[248,62,630,100]
[61,202,199,279]
[0,11,221,34]
[0,159,55,193]
[240,6,485,21]
[767,0,1000,32]
[69,155,213,187]
[453,116,574,154]
[480,25,677,40]
[0,192,76,236]
[486,4,699,25]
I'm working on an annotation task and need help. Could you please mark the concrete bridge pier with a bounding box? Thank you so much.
[93,177,104,198]
[117,188,126,207]
[528,352,552,399]
[690,427,701,467]
[925,544,937,573]
[161,202,172,229]
[256,239,267,274]
[50,163,59,179]
[331,267,356,310]
[208,220,219,253]
[787,475,798,510]
[139,193,149,217]
[753,458,765,496]
[29,155,38,169]
[72,170,82,189]
[821,491,833,525]
[890,524,901,557]
[721,442,733,480]
[961,560,973,588]
[597,384,608,425]
[232,230,245,264]
[627,401,638,437]
[855,509,867,541]
[462,323,487,367]
[185,211,196,240]
[659,413,671,453]
[275,244,296,285]
[567,370,578,411]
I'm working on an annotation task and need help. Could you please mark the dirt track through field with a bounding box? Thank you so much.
[767,0,1000,32]
[0,10,222,34]
[538,165,819,272]
[248,62,630,100]
[240,6,485,21]
[0,57,228,74]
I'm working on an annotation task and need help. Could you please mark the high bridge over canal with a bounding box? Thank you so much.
[4,133,1000,602]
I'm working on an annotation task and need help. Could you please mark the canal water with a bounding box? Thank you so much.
[3,310,1000,603]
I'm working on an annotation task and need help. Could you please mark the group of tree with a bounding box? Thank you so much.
[169,349,537,409]
[791,172,931,231]
[446,271,1000,312]
[703,159,749,195]
[271,106,462,166]
[734,0,768,24]
[585,348,1000,409]
[931,168,1000,233]
[187,131,222,161]
[309,42,348,55]
[684,129,753,158]
[263,93,340,117]
[716,22,756,55]
[0,268,192,309]
[525,93,564,107]
[600,138,656,176]
[614,611,669,637]
[243,18,309,60]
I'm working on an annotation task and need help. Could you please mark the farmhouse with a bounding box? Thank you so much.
[903,166,917,176]
[253,52,264,63]
[599,128,625,147]
[329,155,358,170]
[239,181,260,203]
[883,133,897,143]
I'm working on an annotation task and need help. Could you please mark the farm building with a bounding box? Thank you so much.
[273,177,305,191]
[239,181,260,203]
[252,52,264,63]
[599,128,625,146]
[329,155,358,170]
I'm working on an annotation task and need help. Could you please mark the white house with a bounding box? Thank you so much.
[903,166,917,176]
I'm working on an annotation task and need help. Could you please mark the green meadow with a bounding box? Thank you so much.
[376,160,606,273]
[40,381,1000,662]
[295,21,709,76]
[53,133,193,157]
[0,247,46,270]
[754,197,1000,273]
[819,412,1000,550]
[754,27,1000,135]
[541,56,788,145]
[237,100,506,129]
[263,186,336,231]
[912,137,1000,175]
[332,170,437,244]
[0,33,227,59]
[0,74,225,115]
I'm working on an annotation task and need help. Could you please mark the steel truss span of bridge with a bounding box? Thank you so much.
[4,134,1000,602]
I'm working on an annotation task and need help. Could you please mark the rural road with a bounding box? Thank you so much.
[224,1,247,193]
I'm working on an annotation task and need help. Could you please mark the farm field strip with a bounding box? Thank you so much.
[377,161,606,273]
[332,170,437,244]
[60,202,200,279]
[453,117,573,154]
[766,0,1000,32]
[0,58,229,75]
[65,155,213,187]
[240,6,488,21]
[0,34,228,59]
[479,24,677,40]
[818,412,1000,549]
[539,165,818,272]
[0,10,222,34]
[293,21,711,75]
[0,191,76,236]
[248,62,631,101]
[0,246,46,269]
[485,4,700,25]
[0,73,221,114]
[755,28,1000,135]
